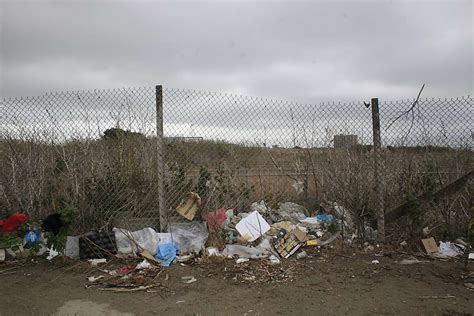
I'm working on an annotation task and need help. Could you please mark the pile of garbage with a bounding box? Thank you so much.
[165,195,347,266]
[2,193,472,290]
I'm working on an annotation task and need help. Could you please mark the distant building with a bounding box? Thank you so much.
[334,134,358,148]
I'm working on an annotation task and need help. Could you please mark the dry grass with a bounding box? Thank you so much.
[1,135,472,241]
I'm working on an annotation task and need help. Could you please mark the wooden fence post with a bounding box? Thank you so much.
[156,85,166,231]
[371,97,385,242]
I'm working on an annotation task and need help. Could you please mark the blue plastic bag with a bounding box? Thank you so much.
[155,243,177,267]
[315,213,335,224]
[24,230,41,247]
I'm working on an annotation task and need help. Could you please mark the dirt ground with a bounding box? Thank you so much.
[1,247,473,316]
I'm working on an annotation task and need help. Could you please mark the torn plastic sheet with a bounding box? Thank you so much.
[222,237,275,259]
[437,241,464,257]
[113,227,163,256]
[168,221,208,254]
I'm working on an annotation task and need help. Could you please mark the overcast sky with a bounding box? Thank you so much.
[1,0,472,102]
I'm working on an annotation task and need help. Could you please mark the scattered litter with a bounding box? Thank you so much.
[314,213,335,223]
[399,257,428,265]
[455,239,468,247]
[299,217,319,225]
[235,211,270,242]
[168,221,208,254]
[306,240,318,246]
[332,202,353,230]
[46,248,60,261]
[116,265,135,275]
[181,276,197,284]
[274,202,308,223]
[155,243,177,267]
[140,250,161,265]
[371,260,380,264]
[268,221,295,236]
[296,251,308,260]
[437,241,463,257]
[206,208,227,232]
[65,236,80,259]
[222,244,270,259]
[464,283,474,290]
[236,258,250,264]
[136,259,151,270]
[0,249,5,261]
[0,213,28,232]
[176,254,193,263]
[273,228,302,259]
[176,192,201,221]
[176,300,185,304]
[269,255,281,265]
[469,253,474,260]
[87,276,104,282]
[207,247,221,257]
[24,230,41,247]
[250,200,268,214]
[400,241,407,247]
[113,227,161,256]
[421,237,438,254]
[88,258,107,266]
[79,231,117,259]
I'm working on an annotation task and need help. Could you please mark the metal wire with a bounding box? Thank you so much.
[1,87,472,234]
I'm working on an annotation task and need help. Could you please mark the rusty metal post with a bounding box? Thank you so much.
[156,85,166,231]
[371,97,385,242]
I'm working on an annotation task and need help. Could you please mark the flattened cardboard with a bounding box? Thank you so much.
[421,237,438,254]
[176,192,201,221]
[292,228,308,242]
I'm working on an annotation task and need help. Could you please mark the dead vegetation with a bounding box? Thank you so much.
[1,130,471,243]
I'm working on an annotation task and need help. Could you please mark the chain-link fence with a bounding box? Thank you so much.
[1,86,472,240]
[1,87,160,231]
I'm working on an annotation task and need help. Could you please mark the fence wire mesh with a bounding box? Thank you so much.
[1,87,160,231]
[1,87,472,240]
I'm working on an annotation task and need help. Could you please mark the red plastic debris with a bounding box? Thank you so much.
[205,208,227,232]
[0,213,29,233]
[115,265,135,275]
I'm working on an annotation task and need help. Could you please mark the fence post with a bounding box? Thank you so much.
[371,97,385,242]
[155,85,166,231]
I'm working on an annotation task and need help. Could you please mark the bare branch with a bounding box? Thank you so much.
[386,83,425,131]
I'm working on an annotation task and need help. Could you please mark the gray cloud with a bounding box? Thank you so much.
[1,0,472,102]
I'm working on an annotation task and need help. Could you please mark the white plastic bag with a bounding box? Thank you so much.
[113,227,161,256]
[168,221,208,254]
